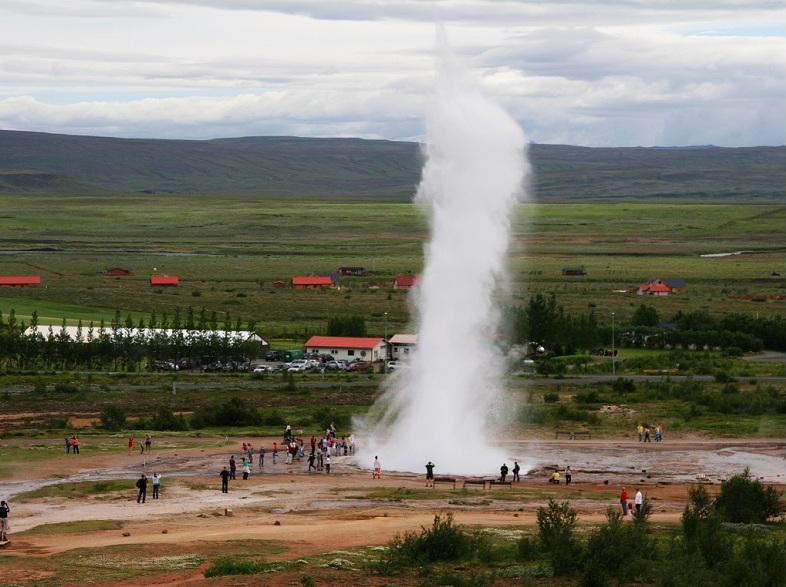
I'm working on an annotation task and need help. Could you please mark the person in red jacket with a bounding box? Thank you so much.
[620,487,629,515]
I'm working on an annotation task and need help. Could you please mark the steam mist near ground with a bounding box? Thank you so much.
[358,27,530,475]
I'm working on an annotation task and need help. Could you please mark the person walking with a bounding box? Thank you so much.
[64,437,71,455]
[373,456,381,479]
[644,427,651,442]
[127,437,134,456]
[242,458,250,480]
[258,446,265,470]
[136,474,148,503]
[620,487,629,515]
[325,454,331,474]
[500,463,509,483]
[308,453,317,471]
[635,488,643,512]
[145,434,152,454]
[565,466,572,485]
[229,455,237,480]
[152,473,161,499]
[636,424,644,442]
[425,461,435,487]
[272,442,278,464]
[220,467,230,493]
[0,500,10,542]
[512,462,521,482]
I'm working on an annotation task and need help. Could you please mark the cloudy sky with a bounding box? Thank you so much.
[1,0,784,147]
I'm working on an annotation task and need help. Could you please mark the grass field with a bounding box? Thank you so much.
[0,197,783,339]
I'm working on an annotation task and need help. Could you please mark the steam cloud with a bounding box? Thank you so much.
[359,27,529,475]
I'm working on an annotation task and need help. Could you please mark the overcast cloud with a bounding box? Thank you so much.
[1,0,783,146]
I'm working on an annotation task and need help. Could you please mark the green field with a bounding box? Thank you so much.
[0,197,783,340]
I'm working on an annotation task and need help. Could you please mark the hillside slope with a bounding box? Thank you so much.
[0,130,783,201]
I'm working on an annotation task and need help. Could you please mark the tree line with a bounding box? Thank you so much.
[502,294,785,355]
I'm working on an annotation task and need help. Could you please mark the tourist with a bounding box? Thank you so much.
[152,472,161,499]
[272,442,278,464]
[635,488,643,512]
[655,424,663,442]
[512,462,521,482]
[549,471,560,484]
[308,453,317,471]
[325,453,331,474]
[258,446,265,469]
[565,465,572,485]
[242,458,250,480]
[644,427,651,442]
[136,474,148,503]
[145,433,152,454]
[636,424,644,442]
[220,467,230,493]
[500,463,509,483]
[0,500,9,542]
[247,444,254,464]
[620,487,629,515]
[373,456,381,479]
[64,437,71,455]
[71,436,79,454]
[127,437,134,456]
[425,461,435,486]
[229,455,237,480]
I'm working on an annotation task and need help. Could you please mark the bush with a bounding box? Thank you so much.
[714,468,783,523]
[373,513,487,573]
[537,499,582,576]
[100,403,127,431]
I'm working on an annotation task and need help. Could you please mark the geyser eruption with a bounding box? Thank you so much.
[361,28,528,475]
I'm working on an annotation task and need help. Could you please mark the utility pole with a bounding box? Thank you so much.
[612,312,616,375]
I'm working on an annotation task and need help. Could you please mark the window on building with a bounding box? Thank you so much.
[348,350,355,356]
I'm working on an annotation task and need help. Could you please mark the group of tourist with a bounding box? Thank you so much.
[128,434,153,455]
[63,436,80,454]
[636,423,664,442]
[134,472,161,503]
[619,487,643,515]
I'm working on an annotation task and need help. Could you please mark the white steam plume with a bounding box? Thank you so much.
[358,26,529,475]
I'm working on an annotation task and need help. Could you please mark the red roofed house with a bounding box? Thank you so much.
[0,276,40,287]
[150,275,179,287]
[393,275,420,289]
[637,278,686,296]
[292,276,333,290]
[304,335,387,363]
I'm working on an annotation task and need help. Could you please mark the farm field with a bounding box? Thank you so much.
[0,197,783,339]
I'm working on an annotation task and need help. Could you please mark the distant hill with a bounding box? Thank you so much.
[0,130,783,201]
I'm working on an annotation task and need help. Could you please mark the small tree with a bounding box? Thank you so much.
[537,499,582,576]
[100,404,127,431]
[714,467,783,523]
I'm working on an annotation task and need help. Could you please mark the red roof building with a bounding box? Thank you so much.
[393,275,421,289]
[292,276,333,290]
[0,276,40,287]
[150,275,179,287]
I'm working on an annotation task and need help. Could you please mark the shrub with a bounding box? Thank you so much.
[100,403,127,431]
[373,513,486,573]
[714,468,783,523]
[537,499,582,576]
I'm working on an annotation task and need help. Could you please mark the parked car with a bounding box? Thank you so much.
[253,364,272,373]
[386,361,401,370]
[288,364,308,373]
[324,360,340,370]
[265,350,282,361]
[346,361,369,372]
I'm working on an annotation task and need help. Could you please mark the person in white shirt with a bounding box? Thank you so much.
[635,488,643,512]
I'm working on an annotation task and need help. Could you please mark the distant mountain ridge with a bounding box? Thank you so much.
[0,130,783,201]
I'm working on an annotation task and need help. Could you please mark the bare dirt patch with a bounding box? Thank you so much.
[0,436,783,586]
